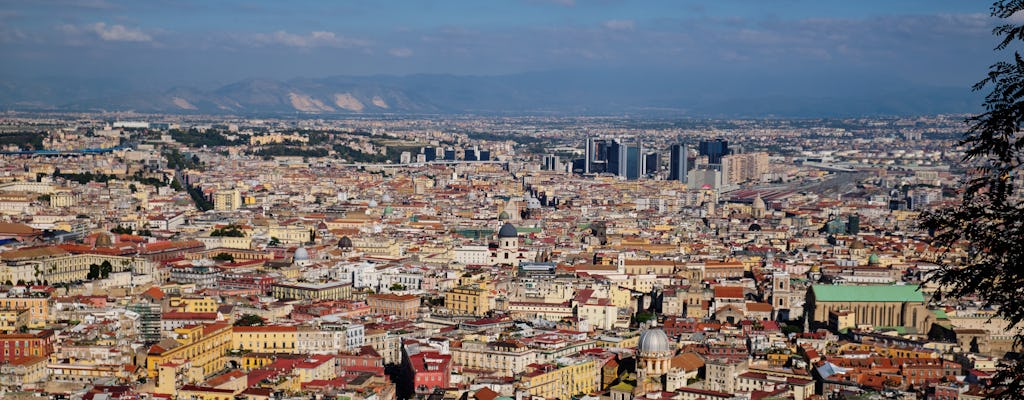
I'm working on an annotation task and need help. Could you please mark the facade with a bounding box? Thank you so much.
[807,284,935,333]
[146,323,232,379]
[271,282,352,301]
[232,325,298,353]
[445,285,490,316]
[0,330,55,362]
[367,293,420,319]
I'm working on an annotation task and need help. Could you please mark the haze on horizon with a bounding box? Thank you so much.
[0,1,999,85]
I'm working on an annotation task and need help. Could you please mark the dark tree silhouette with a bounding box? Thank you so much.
[920,2,1024,398]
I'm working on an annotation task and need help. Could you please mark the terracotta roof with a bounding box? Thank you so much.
[713,286,744,299]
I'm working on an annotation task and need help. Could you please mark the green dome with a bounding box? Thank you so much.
[498,211,510,221]
[383,205,393,215]
[868,253,880,265]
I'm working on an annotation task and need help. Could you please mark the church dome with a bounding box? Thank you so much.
[638,328,670,354]
[748,223,762,231]
[294,247,309,261]
[497,222,518,238]
[498,211,510,221]
[868,253,880,265]
[752,195,766,210]
[338,236,353,249]
[95,232,114,248]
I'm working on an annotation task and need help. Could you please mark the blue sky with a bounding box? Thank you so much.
[0,0,1006,88]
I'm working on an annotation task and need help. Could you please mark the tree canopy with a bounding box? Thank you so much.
[920,1,1024,398]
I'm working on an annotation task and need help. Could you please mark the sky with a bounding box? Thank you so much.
[0,0,1009,89]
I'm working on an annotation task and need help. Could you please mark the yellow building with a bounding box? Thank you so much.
[213,189,242,211]
[518,358,598,400]
[0,297,49,328]
[170,296,219,313]
[445,285,490,316]
[146,323,233,379]
[232,326,297,353]
[0,355,48,391]
[267,224,311,244]
[0,308,30,332]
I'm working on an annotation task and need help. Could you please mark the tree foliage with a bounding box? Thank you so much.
[234,314,266,327]
[920,2,1024,398]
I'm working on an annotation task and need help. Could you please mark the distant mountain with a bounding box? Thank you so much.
[0,71,984,117]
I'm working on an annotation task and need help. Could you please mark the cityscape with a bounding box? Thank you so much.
[0,1,1022,400]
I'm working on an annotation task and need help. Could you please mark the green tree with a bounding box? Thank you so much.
[920,2,1024,398]
[390,283,406,291]
[234,314,266,327]
[212,253,235,262]
[268,237,280,246]
[86,264,100,280]
[99,260,113,278]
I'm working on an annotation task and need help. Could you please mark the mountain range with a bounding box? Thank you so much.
[0,70,984,117]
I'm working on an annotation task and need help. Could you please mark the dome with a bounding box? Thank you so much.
[294,247,309,261]
[752,195,766,210]
[498,211,510,221]
[338,236,353,249]
[868,253,880,265]
[850,240,865,250]
[638,328,670,354]
[497,222,518,238]
[94,232,114,248]
[748,223,762,231]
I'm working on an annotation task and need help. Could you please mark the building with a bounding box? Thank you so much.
[405,350,452,395]
[517,357,598,400]
[720,152,768,185]
[699,139,730,164]
[213,189,242,211]
[452,340,536,376]
[232,325,297,353]
[669,144,690,183]
[0,330,55,362]
[271,282,352,301]
[807,285,936,333]
[445,285,491,316]
[367,294,420,319]
[145,323,232,379]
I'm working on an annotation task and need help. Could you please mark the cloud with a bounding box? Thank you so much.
[603,19,635,31]
[59,22,152,42]
[389,48,413,57]
[247,30,369,48]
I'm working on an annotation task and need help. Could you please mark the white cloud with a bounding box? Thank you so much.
[248,30,369,48]
[603,19,635,31]
[389,47,413,57]
[59,22,152,42]
[91,22,152,42]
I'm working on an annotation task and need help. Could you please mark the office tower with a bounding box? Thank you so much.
[585,137,594,174]
[625,145,640,180]
[423,147,437,162]
[669,144,689,182]
[607,140,623,176]
[699,139,730,164]
[479,150,491,161]
[644,152,659,175]
[543,155,560,171]
[464,147,479,161]
[443,148,456,161]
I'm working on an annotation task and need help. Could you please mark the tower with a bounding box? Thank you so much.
[698,139,730,164]
[669,144,689,183]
